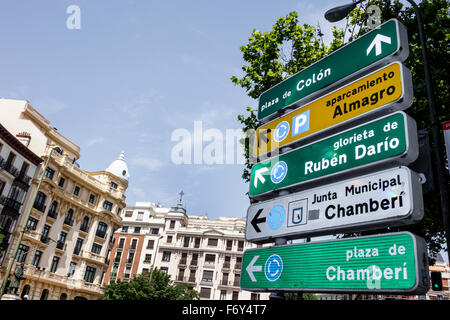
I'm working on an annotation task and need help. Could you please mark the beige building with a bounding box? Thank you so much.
[0,99,128,300]
[105,200,270,300]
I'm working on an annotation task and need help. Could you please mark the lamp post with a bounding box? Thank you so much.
[149,235,163,284]
[0,145,61,296]
[324,0,450,263]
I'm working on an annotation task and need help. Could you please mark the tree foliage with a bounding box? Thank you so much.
[102,268,199,300]
[231,0,449,258]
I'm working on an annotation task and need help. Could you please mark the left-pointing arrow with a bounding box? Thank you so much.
[246,255,262,282]
[254,167,269,188]
[251,208,266,233]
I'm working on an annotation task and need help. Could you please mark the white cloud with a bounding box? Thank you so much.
[131,157,166,172]
[86,136,105,147]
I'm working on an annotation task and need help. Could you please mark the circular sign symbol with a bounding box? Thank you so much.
[267,205,285,230]
[270,161,288,184]
[274,121,289,142]
[265,254,283,281]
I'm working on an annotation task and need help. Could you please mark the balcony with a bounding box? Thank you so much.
[40,235,50,244]
[47,209,58,219]
[0,196,22,217]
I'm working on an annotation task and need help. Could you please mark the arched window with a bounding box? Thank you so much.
[59,293,67,300]
[40,289,49,300]
[80,216,89,232]
[21,285,30,299]
[64,208,74,226]
[48,201,58,218]
[33,191,47,212]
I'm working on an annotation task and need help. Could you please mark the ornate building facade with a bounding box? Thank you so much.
[104,200,270,300]
[0,99,128,300]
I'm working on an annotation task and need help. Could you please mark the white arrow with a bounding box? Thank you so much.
[246,255,262,282]
[366,34,392,56]
[253,167,269,188]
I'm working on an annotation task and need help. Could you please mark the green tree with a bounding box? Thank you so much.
[102,268,200,300]
[231,1,449,258]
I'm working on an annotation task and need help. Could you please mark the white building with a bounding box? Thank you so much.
[105,201,270,300]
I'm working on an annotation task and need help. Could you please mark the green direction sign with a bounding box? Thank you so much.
[249,112,418,199]
[241,232,429,294]
[258,19,408,121]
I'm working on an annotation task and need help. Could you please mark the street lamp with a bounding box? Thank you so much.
[0,145,62,297]
[324,0,450,263]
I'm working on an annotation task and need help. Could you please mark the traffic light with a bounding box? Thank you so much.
[431,271,443,291]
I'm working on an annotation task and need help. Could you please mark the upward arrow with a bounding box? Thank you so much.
[366,34,392,56]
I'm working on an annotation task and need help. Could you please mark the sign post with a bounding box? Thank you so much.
[257,19,409,121]
[246,166,423,242]
[250,112,418,199]
[241,232,429,294]
[254,62,413,158]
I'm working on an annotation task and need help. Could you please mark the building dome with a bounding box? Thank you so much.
[106,151,130,183]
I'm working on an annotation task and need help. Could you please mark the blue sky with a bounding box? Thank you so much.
[0,0,347,219]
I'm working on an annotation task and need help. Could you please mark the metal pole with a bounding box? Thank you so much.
[0,147,55,296]
[405,0,450,263]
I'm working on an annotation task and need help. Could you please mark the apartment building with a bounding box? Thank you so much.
[105,201,270,300]
[0,124,42,264]
[0,99,128,300]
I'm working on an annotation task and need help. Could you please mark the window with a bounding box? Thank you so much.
[80,216,89,232]
[73,186,80,196]
[166,236,172,244]
[84,266,96,283]
[33,191,46,212]
[232,291,239,300]
[194,238,201,248]
[147,239,154,249]
[88,194,96,204]
[64,209,74,226]
[96,222,107,238]
[144,254,152,263]
[162,251,171,262]
[169,220,175,229]
[205,254,215,264]
[142,268,149,275]
[32,251,42,267]
[208,238,218,246]
[118,238,125,248]
[226,240,233,250]
[220,290,227,300]
[41,225,50,243]
[48,201,58,218]
[125,211,133,217]
[44,167,55,180]
[40,289,49,300]
[26,217,38,230]
[202,270,214,282]
[137,211,144,221]
[160,267,168,274]
[110,181,118,189]
[91,243,102,254]
[68,262,77,278]
[177,269,185,281]
[127,252,134,263]
[58,177,65,188]
[237,241,244,251]
[74,238,83,255]
[57,232,67,249]
[200,287,211,299]
[191,253,198,266]
[121,226,128,232]
[134,227,141,234]
[151,228,159,235]
[16,244,29,263]
[50,256,60,273]
[103,201,113,211]
[130,239,137,249]
[183,237,190,248]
